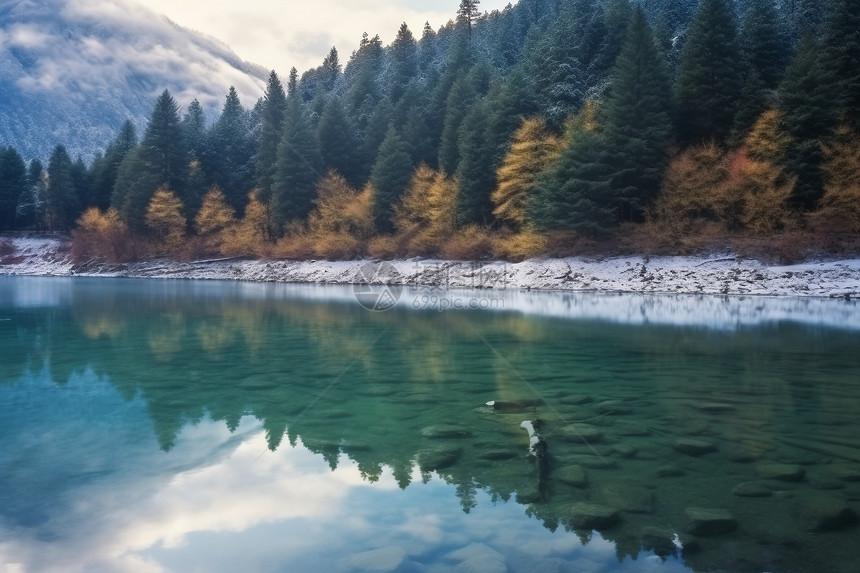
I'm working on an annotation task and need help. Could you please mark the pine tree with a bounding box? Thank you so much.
[181,99,206,159]
[270,99,322,234]
[492,117,564,229]
[602,7,673,221]
[394,164,458,255]
[0,147,28,231]
[438,74,475,175]
[322,47,341,91]
[818,0,860,130]
[456,103,495,225]
[255,71,288,204]
[739,0,788,88]
[112,90,188,230]
[16,159,47,229]
[317,98,361,186]
[370,128,414,232]
[457,0,481,37]
[390,23,418,104]
[206,87,256,213]
[780,33,831,208]
[145,186,186,249]
[195,186,236,237]
[46,145,80,232]
[675,0,742,144]
[91,120,137,210]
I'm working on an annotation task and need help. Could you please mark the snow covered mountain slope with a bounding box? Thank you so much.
[0,0,267,161]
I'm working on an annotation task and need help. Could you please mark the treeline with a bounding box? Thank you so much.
[1,0,858,262]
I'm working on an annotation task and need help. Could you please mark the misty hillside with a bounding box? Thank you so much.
[0,0,267,161]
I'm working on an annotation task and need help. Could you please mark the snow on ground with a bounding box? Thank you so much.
[2,236,859,301]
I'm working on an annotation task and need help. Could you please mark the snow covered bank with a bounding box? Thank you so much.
[2,236,859,300]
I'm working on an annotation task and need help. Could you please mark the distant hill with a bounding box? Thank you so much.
[0,0,267,161]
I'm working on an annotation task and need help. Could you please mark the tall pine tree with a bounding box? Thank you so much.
[255,71,288,205]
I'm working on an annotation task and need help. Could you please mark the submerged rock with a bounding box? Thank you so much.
[600,483,654,513]
[655,465,686,478]
[344,547,408,572]
[612,443,638,458]
[570,502,620,530]
[446,543,507,573]
[829,464,860,482]
[417,446,462,471]
[732,481,773,497]
[558,423,604,443]
[555,465,588,488]
[420,425,472,439]
[684,507,738,536]
[755,463,805,482]
[567,454,617,469]
[673,438,717,456]
[797,492,857,532]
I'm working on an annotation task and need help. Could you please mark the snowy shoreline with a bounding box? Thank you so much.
[2,237,860,300]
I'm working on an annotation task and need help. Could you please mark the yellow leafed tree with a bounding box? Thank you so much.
[304,171,376,258]
[492,117,564,228]
[221,189,271,256]
[394,165,458,256]
[195,186,236,237]
[145,186,186,250]
[817,124,860,232]
[72,206,133,262]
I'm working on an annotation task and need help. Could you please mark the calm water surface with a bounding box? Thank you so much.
[1,277,859,573]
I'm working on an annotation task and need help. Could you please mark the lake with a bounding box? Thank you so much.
[1,276,859,573]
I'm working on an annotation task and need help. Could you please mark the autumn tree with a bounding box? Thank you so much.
[491,117,563,229]
[145,186,186,250]
[817,124,860,232]
[301,171,375,258]
[394,165,458,255]
[72,207,133,262]
[195,186,237,237]
[221,189,271,255]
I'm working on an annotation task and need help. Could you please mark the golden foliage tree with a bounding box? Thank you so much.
[394,165,458,256]
[195,186,236,237]
[817,124,860,232]
[145,186,186,250]
[71,206,134,262]
[648,143,727,237]
[492,117,563,228]
[221,189,271,256]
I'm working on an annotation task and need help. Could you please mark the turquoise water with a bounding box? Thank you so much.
[1,276,859,573]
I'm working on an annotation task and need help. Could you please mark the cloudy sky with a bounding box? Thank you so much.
[136,0,514,75]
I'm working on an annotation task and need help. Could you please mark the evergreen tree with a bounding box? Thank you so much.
[255,71,288,204]
[739,0,788,88]
[206,87,256,213]
[270,99,322,234]
[70,155,92,209]
[456,103,495,225]
[675,0,742,144]
[602,7,673,220]
[438,74,475,174]
[91,120,137,210]
[369,128,413,232]
[818,0,860,130]
[322,47,341,91]
[317,98,361,186]
[112,90,188,230]
[0,147,28,231]
[780,33,831,208]
[181,99,206,159]
[16,159,47,229]
[46,145,80,232]
[390,23,418,104]
[457,0,481,37]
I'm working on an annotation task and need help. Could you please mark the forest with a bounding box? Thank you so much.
[0,0,858,262]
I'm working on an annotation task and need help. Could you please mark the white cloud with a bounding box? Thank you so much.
[134,0,515,74]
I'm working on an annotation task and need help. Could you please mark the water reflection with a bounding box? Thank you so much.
[1,277,859,572]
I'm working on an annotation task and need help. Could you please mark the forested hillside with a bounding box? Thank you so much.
[1,0,858,262]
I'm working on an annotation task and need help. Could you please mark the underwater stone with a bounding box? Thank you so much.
[655,465,686,478]
[555,465,588,488]
[731,482,773,497]
[797,492,857,532]
[673,439,717,456]
[829,464,860,482]
[600,483,654,513]
[570,503,620,530]
[558,423,604,443]
[447,543,507,573]
[684,508,738,536]
[417,446,462,471]
[420,425,472,439]
[755,463,805,482]
[612,443,638,458]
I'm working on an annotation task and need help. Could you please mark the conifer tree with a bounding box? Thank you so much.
[739,0,788,89]
[390,23,418,104]
[46,145,80,232]
[270,99,322,234]
[322,47,341,91]
[0,147,28,231]
[675,0,742,144]
[456,103,495,225]
[457,0,481,37]
[181,99,206,159]
[16,160,47,229]
[206,87,256,213]
[492,117,564,229]
[91,120,137,210]
[195,186,236,237]
[780,34,831,208]
[370,128,414,232]
[438,74,475,175]
[818,0,860,130]
[317,98,361,186]
[255,71,288,204]
[602,7,673,220]
[145,186,186,249]
[394,164,458,255]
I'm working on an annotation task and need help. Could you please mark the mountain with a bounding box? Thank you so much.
[0,0,267,161]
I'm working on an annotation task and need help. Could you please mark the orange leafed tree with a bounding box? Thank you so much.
[220,189,271,256]
[304,171,375,259]
[817,124,860,232]
[71,206,135,262]
[394,165,458,256]
[145,186,186,250]
[195,186,237,237]
[492,117,563,229]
